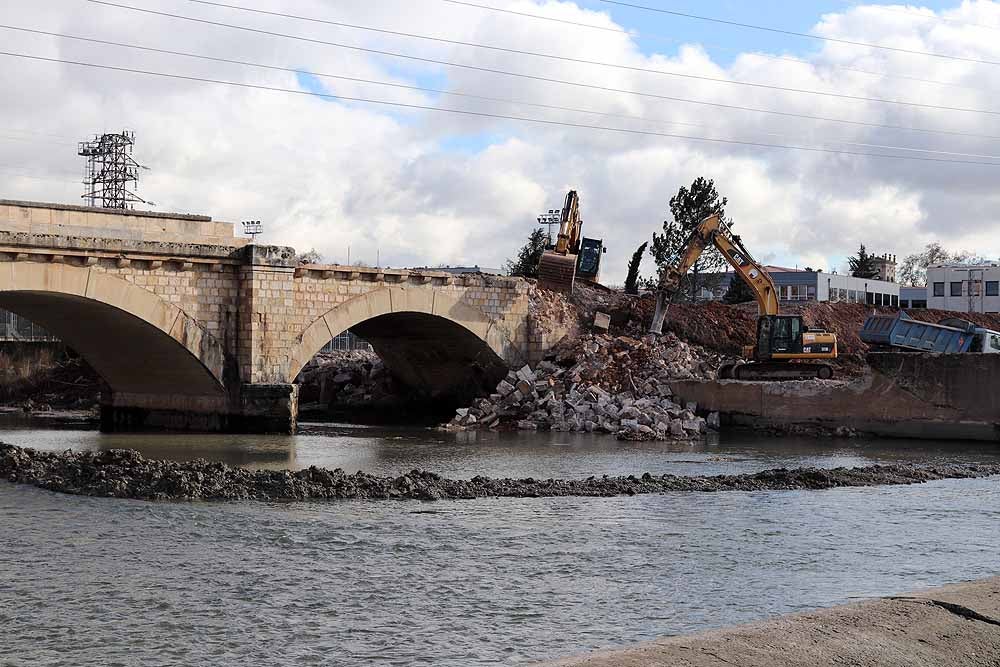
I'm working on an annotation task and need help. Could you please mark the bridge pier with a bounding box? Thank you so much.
[235,383,299,434]
[99,385,299,434]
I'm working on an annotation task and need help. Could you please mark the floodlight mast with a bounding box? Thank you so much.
[537,208,561,246]
[242,220,263,241]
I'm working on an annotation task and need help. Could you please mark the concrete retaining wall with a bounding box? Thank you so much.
[671,352,1000,441]
[538,577,1000,666]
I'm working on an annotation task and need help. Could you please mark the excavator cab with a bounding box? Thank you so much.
[733,315,836,380]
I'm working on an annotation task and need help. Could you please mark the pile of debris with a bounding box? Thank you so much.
[296,349,396,408]
[446,332,729,440]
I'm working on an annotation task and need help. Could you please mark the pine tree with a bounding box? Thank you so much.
[848,244,879,279]
[624,242,647,295]
[722,273,756,304]
[504,228,549,278]
[650,177,731,300]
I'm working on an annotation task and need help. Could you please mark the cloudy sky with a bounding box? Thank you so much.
[3,0,1000,282]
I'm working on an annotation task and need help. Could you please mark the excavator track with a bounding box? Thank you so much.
[719,362,834,381]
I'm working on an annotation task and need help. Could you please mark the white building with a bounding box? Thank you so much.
[710,267,899,306]
[927,263,1000,313]
[814,271,899,306]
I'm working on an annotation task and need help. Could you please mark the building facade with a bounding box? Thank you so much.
[927,263,1000,313]
[899,286,927,309]
[712,267,899,306]
[872,253,897,283]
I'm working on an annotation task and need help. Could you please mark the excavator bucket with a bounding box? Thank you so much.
[536,190,584,293]
[538,251,578,293]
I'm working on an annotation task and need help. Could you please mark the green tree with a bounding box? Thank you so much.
[504,228,549,278]
[848,243,879,279]
[296,248,323,265]
[722,273,756,304]
[650,177,731,300]
[623,242,647,295]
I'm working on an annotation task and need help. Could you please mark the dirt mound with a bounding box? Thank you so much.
[4,443,998,502]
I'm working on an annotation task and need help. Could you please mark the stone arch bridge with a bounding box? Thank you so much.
[0,201,559,432]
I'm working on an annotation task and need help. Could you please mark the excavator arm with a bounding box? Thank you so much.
[554,190,582,255]
[649,213,779,334]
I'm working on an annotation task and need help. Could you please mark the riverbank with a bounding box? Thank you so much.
[538,577,1000,666]
[3,443,999,502]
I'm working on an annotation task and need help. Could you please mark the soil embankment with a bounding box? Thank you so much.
[538,577,1000,667]
[3,443,998,502]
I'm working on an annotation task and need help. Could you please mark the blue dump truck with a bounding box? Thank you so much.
[860,311,1000,353]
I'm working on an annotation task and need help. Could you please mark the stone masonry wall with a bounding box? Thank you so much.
[0,200,247,247]
[289,266,532,370]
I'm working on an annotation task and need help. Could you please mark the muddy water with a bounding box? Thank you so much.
[1,422,999,665]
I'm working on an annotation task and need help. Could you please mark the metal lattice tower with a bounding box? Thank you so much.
[78,130,148,209]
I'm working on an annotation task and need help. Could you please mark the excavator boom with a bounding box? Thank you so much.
[649,214,778,333]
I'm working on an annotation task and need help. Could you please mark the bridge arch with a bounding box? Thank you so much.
[288,287,517,400]
[0,261,227,399]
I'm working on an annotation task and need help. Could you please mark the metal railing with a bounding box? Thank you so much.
[320,330,372,353]
[0,310,58,342]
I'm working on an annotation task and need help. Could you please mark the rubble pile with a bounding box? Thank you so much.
[4,444,999,502]
[296,349,397,408]
[446,332,731,440]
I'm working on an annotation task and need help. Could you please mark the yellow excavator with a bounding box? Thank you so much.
[537,191,604,293]
[649,213,838,381]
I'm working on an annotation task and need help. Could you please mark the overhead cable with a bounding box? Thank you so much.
[2,50,999,167]
[600,0,1000,67]
[439,0,991,93]
[131,0,1000,116]
[7,25,1000,160]
[76,2,1000,141]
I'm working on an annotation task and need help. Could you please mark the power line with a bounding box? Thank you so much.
[156,0,1000,116]
[0,133,76,147]
[838,2,1000,33]
[439,0,993,94]
[76,2,1000,141]
[600,0,1000,67]
[2,49,998,167]
[7,24,1000,161]
[0,166,80,183]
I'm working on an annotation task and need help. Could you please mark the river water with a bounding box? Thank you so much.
[2,422,999,666]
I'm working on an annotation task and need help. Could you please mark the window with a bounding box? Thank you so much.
[848,290,857,302]
[912,300,927,308]
[992,335,1000,352]
[838,288,848,302]
[891,295,899,308]
[933,282,945,297]
[988,281,999,297]
[951,282,963,297]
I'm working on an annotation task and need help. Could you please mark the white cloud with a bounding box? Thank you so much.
[3,0,1000,283]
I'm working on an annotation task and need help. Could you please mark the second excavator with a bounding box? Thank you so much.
[649,213,838,381]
